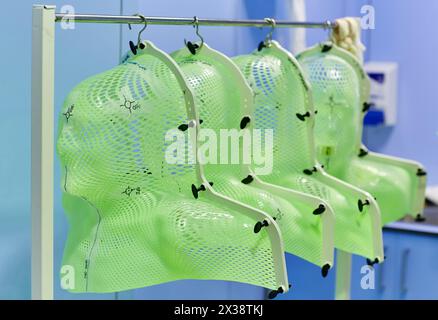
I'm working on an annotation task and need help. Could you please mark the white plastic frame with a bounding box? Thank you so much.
[171,42,293,293]
[254,42,383,264]
[297,42,386,300]
[302,43,426,219]
[235,41,337,269]
[141,41,289,292]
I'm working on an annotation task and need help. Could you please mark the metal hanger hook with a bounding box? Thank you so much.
[324,19,333,40]
[264,17,276,46]
[184,16,204,54]
[135,14,148,48]
[193,16,204,48]
[127,14,148,54]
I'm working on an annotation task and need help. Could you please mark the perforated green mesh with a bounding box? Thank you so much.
[56,41,282,293]
[298,45,363,173]
[298,43,426,225]
[171,43,333,269]
[233,42,381,260]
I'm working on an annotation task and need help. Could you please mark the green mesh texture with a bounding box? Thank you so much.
[171,44,329,267]
[56,44,280,293]
[298,44,424,224]
[297,47,363,173]
[346,158,413,224]
[233,42,377,259]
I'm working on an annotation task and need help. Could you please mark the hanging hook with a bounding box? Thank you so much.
[136,14,148,48]
[325,19,334,41]
[185,16,204,55]
[265,18,276,44]
[128,14,148,55]
[258,18,276,51]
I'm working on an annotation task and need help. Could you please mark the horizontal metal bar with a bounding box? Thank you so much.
[55,13,335,29]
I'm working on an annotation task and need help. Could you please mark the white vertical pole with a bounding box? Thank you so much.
[31,4,55,300]
[335,250,352,300]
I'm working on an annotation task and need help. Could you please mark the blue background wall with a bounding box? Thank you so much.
[0,0,436,299]
[361,0,438,186]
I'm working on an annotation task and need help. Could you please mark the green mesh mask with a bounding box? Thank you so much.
[233,41,384,263]
[298,43,427,225]
[57,41,289,293]
[171,43,335,281]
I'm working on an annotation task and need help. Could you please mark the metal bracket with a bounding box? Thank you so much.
[31,4,55,300]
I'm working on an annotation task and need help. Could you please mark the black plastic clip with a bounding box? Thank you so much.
[191,182,213,199]
[303,166,318,175]
[186,41,199,55]
[362,102,373,112]
[358,199,370,212]
[254,220,269,233]
[321,43,333,53]
[258,41,267,52]
[313,204,326,215]
[178,119,202,132]
[358,148,369,158]
[241,175,254,185]
[321,264,331,278]
[268,285,290,299]
[415,214,426,222]
[296,111,311,122]
[129,41,138,55]
[416,168,427,177]
[240,116,251,129]
[129,41,145,55]
[366,257,380,267]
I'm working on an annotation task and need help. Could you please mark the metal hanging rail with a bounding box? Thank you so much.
[54,13,336,29]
